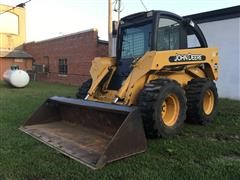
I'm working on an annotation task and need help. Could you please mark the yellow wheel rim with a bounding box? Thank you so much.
[161,94,180,127]
[203,89,214,115]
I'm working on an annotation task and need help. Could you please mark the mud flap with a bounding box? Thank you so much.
[19,96,147,169]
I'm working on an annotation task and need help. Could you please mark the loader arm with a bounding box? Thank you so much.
[88,57,116,96]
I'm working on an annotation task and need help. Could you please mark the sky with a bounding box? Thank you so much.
[0,0,239,42]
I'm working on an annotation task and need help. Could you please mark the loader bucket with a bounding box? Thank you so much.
[20,96,147,169]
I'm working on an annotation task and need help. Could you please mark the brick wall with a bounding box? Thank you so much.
[23,29,108,86]
[96,41,109,57]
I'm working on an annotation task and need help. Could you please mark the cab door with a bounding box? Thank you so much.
[156,16,187,51]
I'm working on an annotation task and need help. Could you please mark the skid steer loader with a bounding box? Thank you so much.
[20,10,219,169]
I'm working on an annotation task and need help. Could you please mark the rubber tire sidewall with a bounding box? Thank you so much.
[76,79,92,99]
[196,81,218,124]
[154,84,186,137]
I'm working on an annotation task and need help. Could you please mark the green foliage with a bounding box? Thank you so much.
[0,81,239,179]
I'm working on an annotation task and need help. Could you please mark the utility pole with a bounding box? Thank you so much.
[114,0,122,22]
[117,0,121,22]
[108,0,112,57]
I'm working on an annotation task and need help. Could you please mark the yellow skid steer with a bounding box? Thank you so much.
[20,10,219,169]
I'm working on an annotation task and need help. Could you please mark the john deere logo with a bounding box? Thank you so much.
[169,54,206,62]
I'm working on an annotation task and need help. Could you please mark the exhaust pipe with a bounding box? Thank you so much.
[20,96,147,169]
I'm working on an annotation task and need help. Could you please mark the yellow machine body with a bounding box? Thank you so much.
[87,48,218,105]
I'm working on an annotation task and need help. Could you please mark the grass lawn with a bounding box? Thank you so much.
[0,80,239,180]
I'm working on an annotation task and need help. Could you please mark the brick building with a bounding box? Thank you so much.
[24,29,108,85]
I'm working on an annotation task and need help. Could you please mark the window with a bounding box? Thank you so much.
[187,34,200,48]
[157,18,180,51]
[43,56,49,72]
[186,26,201,48]
[121,23,152,59]
[59,59,68,75]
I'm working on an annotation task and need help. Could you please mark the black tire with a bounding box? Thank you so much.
[139,79,187,138]
[185,78,218,124]
[76,79,92,99]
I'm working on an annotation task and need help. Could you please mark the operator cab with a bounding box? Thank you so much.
[109,10,208,89]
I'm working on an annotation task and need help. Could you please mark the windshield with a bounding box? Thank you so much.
[121,22,152,59]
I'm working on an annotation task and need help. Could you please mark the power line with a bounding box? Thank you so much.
[0,0,31,15]
[139,0,148,11]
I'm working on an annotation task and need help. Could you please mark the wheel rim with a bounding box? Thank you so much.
[161,94,180,127]
[203,89,214,115]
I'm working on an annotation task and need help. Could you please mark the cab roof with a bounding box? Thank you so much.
[121,10,183,22]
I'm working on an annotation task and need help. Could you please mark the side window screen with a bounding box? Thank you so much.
[157,18,180,51]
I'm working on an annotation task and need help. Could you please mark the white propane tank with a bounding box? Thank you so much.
[3,67,30,88]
